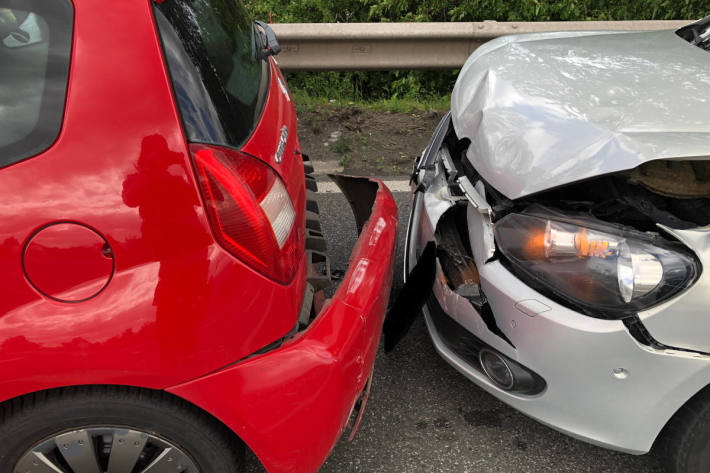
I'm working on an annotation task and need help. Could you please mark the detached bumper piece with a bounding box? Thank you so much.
[168,176,398,473]
[383,242,436,351]
[391,203,543,394]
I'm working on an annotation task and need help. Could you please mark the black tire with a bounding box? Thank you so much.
[0,385,244,473]
[659,386,710,473]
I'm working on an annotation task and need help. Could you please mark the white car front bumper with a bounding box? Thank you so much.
[405,126,710,454]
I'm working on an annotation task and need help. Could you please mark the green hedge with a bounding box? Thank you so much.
[247,0,710,22]
[246,0,710,101]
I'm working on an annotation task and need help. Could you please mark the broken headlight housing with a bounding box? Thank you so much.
[494,208,700,318]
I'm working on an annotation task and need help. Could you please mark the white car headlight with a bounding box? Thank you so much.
[493,209,700,318]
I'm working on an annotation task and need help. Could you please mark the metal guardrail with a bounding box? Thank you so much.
[271,20,691,70]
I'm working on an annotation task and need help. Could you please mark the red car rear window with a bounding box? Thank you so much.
[153,0,270,149]
[0,0,72,168]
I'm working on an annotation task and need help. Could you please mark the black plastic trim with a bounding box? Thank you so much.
[426,293,546,395]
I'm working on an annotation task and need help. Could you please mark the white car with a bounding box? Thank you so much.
[392,16,710,473]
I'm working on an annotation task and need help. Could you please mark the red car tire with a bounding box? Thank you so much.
[0,386,244,473]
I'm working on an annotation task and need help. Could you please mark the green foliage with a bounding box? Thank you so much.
[245,0,370,23]
[282,69,457,103]
[446,0,710,22]
[247,0,710,23]
[333,134,353,156]
[290,89,451,113]
[246,0,710,100]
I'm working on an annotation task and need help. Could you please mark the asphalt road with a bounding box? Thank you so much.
[246,185,665,473]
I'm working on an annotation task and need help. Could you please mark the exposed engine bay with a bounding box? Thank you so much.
[678,14,710,51]
[440,130,710,232]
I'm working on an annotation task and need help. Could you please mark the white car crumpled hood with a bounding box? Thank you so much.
[451,29,710,199]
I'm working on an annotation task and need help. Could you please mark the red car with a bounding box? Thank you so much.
[0,1,397,472]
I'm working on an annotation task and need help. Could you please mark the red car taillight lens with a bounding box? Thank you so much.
[190,143,302,284]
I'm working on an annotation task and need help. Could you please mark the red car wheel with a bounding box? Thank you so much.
[1,387,244,473]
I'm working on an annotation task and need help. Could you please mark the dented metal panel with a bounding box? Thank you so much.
[451,29,710,199]
[458,178,496,263]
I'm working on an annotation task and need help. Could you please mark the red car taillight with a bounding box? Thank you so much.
[190,143,302,284]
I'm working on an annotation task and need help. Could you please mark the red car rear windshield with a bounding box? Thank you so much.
[153,0,269,149]
[0,0,73,168]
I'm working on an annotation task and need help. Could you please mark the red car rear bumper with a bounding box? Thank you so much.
[168,177,398,473]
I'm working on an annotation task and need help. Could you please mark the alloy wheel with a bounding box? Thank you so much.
[15,426,200,473]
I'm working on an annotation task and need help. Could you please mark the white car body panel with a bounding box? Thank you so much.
[451,30,710,199]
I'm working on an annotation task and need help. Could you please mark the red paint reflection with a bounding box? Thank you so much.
[122,135,211,366]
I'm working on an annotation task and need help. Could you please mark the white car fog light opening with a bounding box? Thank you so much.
[479,349,515,390]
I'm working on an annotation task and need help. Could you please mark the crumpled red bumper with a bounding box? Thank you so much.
[167,176,398,473]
